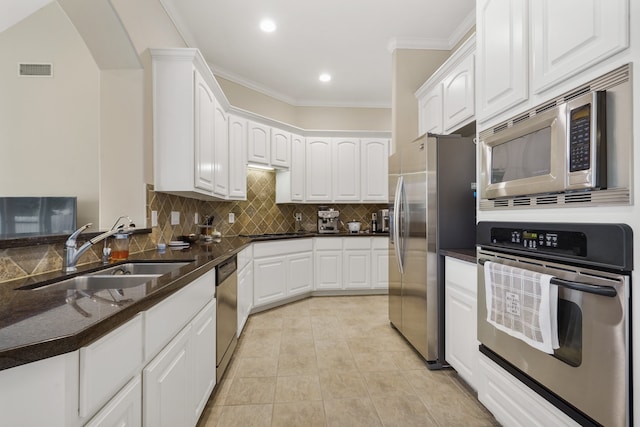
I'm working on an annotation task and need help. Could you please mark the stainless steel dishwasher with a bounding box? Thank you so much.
[216,255,238,382]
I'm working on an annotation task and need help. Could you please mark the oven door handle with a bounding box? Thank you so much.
[478,258,618,298]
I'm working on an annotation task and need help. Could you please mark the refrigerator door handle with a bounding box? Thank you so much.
[393,176,404,274]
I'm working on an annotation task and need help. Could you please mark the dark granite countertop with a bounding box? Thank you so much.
[440,248,477,264]
[0,232,389,371]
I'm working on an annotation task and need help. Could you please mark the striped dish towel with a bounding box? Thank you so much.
[484,261,559,354]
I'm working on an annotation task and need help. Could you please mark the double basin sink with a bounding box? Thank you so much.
[16,262,190,292]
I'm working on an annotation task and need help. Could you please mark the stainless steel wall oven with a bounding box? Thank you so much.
[477,221,632,427]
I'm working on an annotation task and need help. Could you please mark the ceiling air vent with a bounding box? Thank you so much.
[18,63,53,77]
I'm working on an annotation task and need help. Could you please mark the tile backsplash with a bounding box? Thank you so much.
[148,169,386,243]
[0,169,385,283]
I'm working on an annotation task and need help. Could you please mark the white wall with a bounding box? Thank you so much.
[0,2,100,227]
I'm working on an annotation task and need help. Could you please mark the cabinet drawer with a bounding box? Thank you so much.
[343,237,371,250]
[313,237,342,251]
[79,315,144,417]
[253,238,312,257]
[145,270,215,360]
[444,257,477,295]
[371,236,389,249]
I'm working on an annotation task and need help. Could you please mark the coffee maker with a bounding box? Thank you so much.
[377,209,389,232]
[317,207,340,234]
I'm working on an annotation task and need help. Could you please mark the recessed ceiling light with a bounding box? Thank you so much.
[319,73,331,82]
[260,19,277,33]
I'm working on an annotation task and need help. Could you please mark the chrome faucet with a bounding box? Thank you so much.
[63,218,135,273]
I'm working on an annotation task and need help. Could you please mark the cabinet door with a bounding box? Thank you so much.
[371,248,389,290]
[476,0,528,122]
[287,252,313,296]
[444,257,478,390]
[290,134,305,201]
[253,256,287,306]
[143,325,192,427]
[247,121,270,165]
[443,53,475,133]
[360,139,388,202]
[213,99,229,197]
[193,69,215,193]
[85,376,142,427]
[271,128,291,168]
[419,84,444,135]
[343,250,371,289]
[305,138,332,201]
[191,300,216,424]
[314,250,343,290]
[332,138,360,201]
[531,0,629,94]
[228,114,247,200]
[237,262,253,336]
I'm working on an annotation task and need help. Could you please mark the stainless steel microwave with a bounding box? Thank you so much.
[480,91,607,200]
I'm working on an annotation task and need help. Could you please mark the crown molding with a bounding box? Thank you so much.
[448,7,476,49]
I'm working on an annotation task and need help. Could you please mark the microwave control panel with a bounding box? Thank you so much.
[568,104,592,172]
[490,227,587,256]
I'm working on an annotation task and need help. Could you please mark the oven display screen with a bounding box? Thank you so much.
[491,227,586,256]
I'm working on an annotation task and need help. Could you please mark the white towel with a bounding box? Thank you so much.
[484,261,559,354]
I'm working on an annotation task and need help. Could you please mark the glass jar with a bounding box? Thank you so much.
[111,233,130,261]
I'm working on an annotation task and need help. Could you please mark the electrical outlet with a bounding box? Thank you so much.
[294,213,302,221]
[194,212,199,224]
[228,212,235,224]
[171,211,180,225]
[151,210,158,227]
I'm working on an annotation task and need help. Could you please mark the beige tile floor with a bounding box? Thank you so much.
[197,295,500,427]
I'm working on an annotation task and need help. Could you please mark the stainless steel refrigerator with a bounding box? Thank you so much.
[389,134,476,369]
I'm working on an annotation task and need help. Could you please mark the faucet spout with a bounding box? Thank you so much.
[63,220,135,273]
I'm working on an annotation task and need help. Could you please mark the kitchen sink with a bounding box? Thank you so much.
[16,262,190,291]
[17,274,161,291]
[91,262,190,276]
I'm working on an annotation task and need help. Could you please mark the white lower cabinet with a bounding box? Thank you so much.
[79,315,144,418]
[371,237,389,289]
[144,299,216,427]
[144,325,192,427]
[444,257,478,390]
[253,239,313,308]
[85,376,142,427]
[237,246,254,336]
[314,238,343,290]
[343,238,371,289]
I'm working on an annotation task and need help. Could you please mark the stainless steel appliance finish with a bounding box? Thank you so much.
[389,134,476,368]
[377,209,389,232]
[216,255,238,382]
[479,64,631,209]
[317,208,340,234]
[477,222,632,427]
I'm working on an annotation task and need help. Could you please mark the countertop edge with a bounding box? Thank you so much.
[440,248,477,264]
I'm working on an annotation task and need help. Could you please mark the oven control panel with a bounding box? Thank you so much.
[490,227,587,256]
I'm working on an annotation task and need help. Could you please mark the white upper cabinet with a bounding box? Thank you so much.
[213,99,229,198]
[442,52,475,134]
[418,84,443,136]
[151,48,232,201]
[333,138,360,201]
[305,137,333,201]
[416,35,475,135]
[228,114,247,200]
[271,128,291,168]
[193,69,215,194]
[360,138,389,202]
[476,0,528,123]
[530,0,629,94]
[289,133,305,201]
[247,120,271,165]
